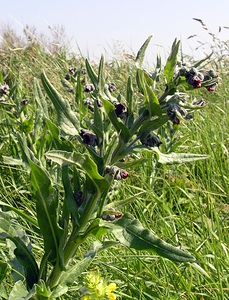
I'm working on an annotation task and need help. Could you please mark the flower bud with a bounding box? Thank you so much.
[102,208,116,221]
[69,67,76,75]
[0,83,10,96]
[166,103,186,124]
[84,83,95,93]
[115,103,127,119]
[81,68,87,75]
[140,134,162,147]
[108,82,117,93]
[192,99,207,106]
[74,190,83,206]
[119,169,129,179]
[206,84,217,92]
[106,165,129,180]
[80,129,98,146]
[21,99,28,105]
[185,68,204,89]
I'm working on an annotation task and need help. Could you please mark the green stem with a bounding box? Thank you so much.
[110,138,125,165]
[47,190,100,289]
[129,110,150,137]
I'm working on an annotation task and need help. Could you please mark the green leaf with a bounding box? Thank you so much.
[58,241,117,287]
[34,78,49,119]
[126,76,133,111]
[136,68,145,94]
[138,115,169,138]
[85,58,98,86]
[0,261,8,284]
[75,72,84,105]
[29,160,63,264]
[8,280,29,300]
[101,213,195,263]
[62,166,80,227]
[16,132,40,169]
[135,35,153,68]
[164,39,180,85]
[152,148,210,164]
[22,118,34,134]
[2,156,23,166]
[45,151,109,194]
[193,52,213,68]
[0,212,39,289]
[145,84,162,117]
[41,71,79,135]
[98,55,106,97]
[0,201,38,227]
[102,98,130,143]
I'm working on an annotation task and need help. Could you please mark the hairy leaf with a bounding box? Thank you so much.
[152,147,210,164]
[101,213,195,263]
[135,35,153,69]
[164,39,180,85]
[41,72,79,135]
[29,160,63,265]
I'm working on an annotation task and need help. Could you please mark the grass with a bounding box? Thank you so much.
[0,26,229,299]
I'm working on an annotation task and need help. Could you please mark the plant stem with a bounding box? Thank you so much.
[129,110,150,136]
[47,191,100,289]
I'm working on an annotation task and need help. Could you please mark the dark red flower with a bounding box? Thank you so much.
[120,169,129,179]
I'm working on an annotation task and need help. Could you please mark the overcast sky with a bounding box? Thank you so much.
[1,0,229,62]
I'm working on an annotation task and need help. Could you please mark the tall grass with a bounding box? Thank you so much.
[0,25,228,299]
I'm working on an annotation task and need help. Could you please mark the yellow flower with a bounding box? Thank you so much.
[106,283,116,293]
[80,295,91,300]
[106,283,116,300]
[107,292,116,300]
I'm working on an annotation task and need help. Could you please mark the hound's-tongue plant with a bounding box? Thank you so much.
[0,36,219,298]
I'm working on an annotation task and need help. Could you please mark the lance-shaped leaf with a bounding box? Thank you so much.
[145,83,162,117]
[41,72,79,135]
[0,212,39,289]
[85,58,98,87]
[101,213,195,263]
[164,39,180,85]
[98,55,106,97]
[0,201,38,227]
[29,160,63,265]
[62,165,80,227]
[34,78,49,119]
[152,147,210,164]
[135,35,153,69]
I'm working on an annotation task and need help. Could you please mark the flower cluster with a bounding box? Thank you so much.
[108,82,117,93]
[84,83,95,93]
[140,134,162,147]
[80,129,98,146]
[178,66,219,91]
[0,82,10,96]
[106,165,129,180]
[102,208,122,221]
[115,103,127,119]
[166,102,187,124]
[83,98,102,112]
[80,271,117,300]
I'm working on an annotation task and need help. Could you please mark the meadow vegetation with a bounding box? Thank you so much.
[0,23,228,299]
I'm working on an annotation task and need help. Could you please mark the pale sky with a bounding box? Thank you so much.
[1,0,229,62]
